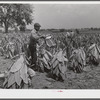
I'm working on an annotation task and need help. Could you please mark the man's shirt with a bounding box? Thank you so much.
[31,29,40,39]
[29,29,46,55]
[29,29,40,47]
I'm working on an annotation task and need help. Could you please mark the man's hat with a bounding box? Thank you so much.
[34,23,41,27]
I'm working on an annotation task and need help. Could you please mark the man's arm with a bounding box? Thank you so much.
[31,32,45,40]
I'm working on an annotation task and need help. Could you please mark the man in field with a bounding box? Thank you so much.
[29,23,45,70]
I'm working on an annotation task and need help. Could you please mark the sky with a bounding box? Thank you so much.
[28,4,100,29]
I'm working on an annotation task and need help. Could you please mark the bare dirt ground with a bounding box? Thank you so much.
[0,55,100,89]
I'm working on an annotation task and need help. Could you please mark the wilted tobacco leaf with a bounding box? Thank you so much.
[51,52,58,64]
[3,77,8,87]
[89,44,100,63]
[15,71,22,86]
[44,53,49,61]
[53,60,58,69]
[57,51,63,62]
[61,65,67,74]
[20,64,28,84]
[27,68,36,78]
[58,63,62,73]
[10,55,24,73]
[8,73,16,87]
[46,50,53,58]
[43,57,48,65]
[53,65,58,75]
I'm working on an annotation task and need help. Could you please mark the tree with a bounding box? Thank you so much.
[0,4,34,33]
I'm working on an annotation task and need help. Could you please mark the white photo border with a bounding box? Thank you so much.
[0,1,100,98]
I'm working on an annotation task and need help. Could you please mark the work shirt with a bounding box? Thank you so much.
[29,29,40,47]
[29,29,45,55]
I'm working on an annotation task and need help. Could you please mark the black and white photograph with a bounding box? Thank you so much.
[0,1,100,92]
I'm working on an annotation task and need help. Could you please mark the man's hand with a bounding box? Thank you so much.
[40,35,46,39]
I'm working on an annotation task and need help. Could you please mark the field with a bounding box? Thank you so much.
[0,49,100,89]
[0,29,100,89]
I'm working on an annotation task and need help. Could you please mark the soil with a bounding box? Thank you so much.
[0,55,100,89]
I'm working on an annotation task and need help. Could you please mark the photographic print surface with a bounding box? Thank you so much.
[0,2,100,90]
